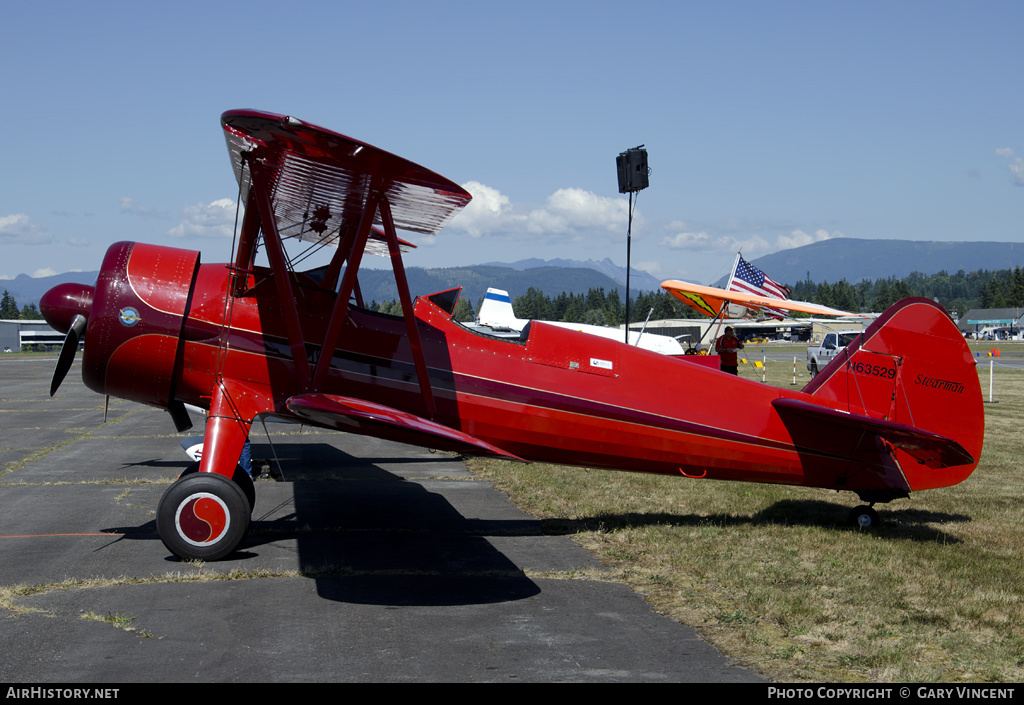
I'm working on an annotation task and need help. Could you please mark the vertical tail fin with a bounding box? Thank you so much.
[803,298,984,491]
[477,288,530,330]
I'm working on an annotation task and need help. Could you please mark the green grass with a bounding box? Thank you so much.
[465,358,1024,682]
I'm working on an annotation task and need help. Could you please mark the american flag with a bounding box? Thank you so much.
[728,255,792,319]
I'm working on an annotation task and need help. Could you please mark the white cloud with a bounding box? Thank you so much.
[168,199,237,238]
[449,181,512,237]
[0,213,52,245]
[525,188,628,234]
[1011,161,1024,186]
[660,228,770,255]
[634,259,663,276]
[660,224,838,258]
[449,182,631,240]
[445,181,840,267]
[660,230,714,250]
[777,229,839,250]
[31,267,57,278]
[996,147,1024,186]
[731,235,773,255]
[120,197,168,219]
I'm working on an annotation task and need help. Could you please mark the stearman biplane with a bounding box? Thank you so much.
[40,110,984,560]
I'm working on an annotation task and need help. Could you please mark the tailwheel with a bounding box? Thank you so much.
[157,472,250,561]
[848,505,880,529]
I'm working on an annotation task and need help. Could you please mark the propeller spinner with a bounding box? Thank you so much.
[39,282,94,396]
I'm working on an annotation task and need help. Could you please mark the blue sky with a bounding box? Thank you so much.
[1,1,1021,287]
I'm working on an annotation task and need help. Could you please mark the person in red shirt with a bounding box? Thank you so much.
[715,326,744,375]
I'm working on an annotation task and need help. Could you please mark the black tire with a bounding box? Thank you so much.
[178,462,255,515]
[810,360,819,377]
[848,505,880,529]
[157,472,251,561]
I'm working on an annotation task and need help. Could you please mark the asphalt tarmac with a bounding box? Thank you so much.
[0,357,764,683]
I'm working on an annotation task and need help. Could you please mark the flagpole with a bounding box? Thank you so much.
[726,252,741,289]
[720,252,742,322]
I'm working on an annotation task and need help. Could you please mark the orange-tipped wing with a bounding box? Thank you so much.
[661,279,856,318]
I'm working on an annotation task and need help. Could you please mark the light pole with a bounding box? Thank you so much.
[616,146,649,343]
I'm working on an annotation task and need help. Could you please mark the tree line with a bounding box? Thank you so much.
[1,290,42,320]
[372,266,1024,324]
[371,288,711,325]
[791,267,1024,318]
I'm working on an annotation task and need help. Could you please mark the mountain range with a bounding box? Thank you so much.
[715,239,1024,288]
[3,257,662,311]
[480,257,663,292]
[6,238,1023,309]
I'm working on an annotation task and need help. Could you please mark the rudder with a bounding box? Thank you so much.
[803,297,984,491]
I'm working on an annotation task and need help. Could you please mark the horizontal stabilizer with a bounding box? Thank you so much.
[772,398,974,470]
[286,393,525,462]
[179,436,205,462]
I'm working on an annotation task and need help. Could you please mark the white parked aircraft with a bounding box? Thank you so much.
[475,288,686,356]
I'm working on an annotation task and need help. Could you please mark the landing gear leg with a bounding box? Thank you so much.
[158,379,267,560]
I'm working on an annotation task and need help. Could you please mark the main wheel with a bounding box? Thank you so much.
[848,505,880,529]
[157,472,250,561]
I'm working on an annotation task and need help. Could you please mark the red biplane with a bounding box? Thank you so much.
[39,110,984,560]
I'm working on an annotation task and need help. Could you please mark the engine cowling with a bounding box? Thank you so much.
[41,241,200,410]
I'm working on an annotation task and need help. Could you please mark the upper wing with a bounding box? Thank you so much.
[221,110,471,253]
[661,279,856,318]
[218,109,472,406]
[370,225,416,254]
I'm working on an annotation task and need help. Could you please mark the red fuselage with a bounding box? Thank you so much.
[177,265,980,497]
[43,241,984,501]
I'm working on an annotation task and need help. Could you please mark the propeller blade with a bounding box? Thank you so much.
[50,314,87,396]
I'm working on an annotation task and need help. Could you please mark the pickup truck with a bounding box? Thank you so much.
[807,330,861,376]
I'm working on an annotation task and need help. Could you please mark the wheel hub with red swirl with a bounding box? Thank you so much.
[174,492,232,546]
[157,472,250,561]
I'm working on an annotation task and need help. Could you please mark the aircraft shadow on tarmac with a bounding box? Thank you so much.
[535,498,970,545]
[104,442,542,607]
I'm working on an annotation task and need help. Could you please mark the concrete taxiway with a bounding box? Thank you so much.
[0,357,764,683]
